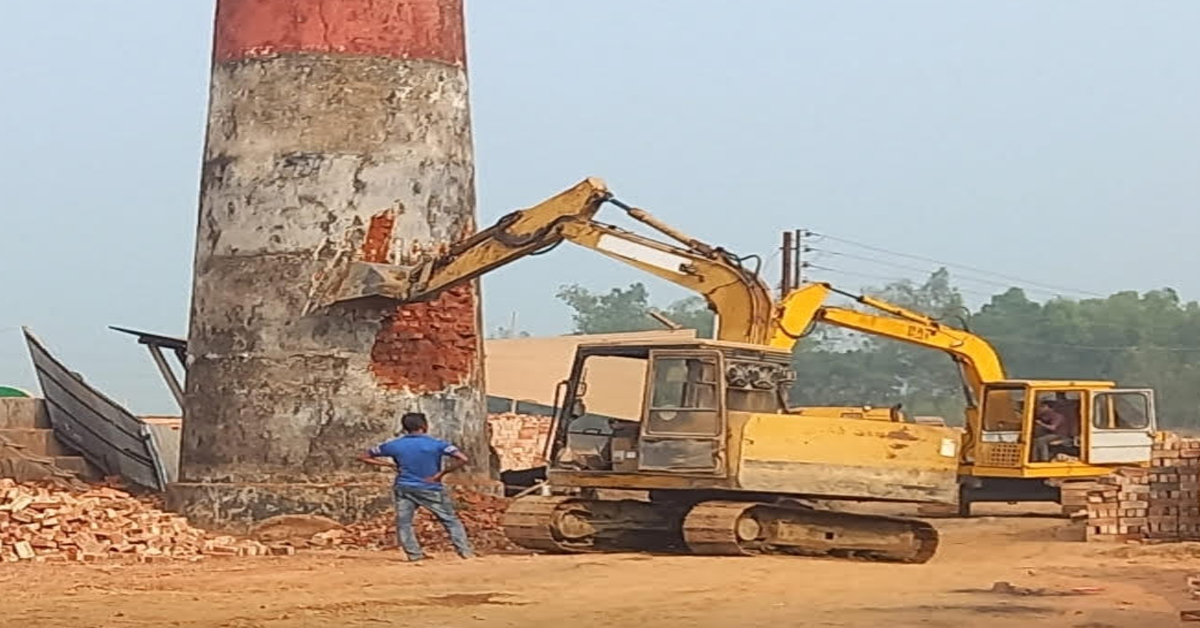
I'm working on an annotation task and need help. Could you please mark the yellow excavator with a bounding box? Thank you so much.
[773,282,1158,515]
[322,177,960,562]
[321,176,1156,557]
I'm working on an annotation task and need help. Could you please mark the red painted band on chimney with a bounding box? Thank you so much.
[212,0,466,65]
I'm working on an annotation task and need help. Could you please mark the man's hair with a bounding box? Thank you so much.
[401,412,429,433]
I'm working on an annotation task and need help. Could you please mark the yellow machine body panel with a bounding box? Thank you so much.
[789,405,906,422]
[733,412,961,504]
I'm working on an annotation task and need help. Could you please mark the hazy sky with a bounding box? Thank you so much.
[2,1,1198,414]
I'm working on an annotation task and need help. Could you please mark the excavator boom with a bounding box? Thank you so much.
[318,178,776,346]
[312,179,961,565]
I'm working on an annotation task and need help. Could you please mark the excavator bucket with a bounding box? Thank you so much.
[310,260,430,311]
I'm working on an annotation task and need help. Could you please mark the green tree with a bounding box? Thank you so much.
[556,272,1200,427]
[556,283,657,334]
[556,283,716,336]
[789,268,970,421]
[660,296,716,338]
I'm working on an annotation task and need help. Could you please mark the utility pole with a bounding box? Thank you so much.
[794,229,806,286]
[780,229,810,295]
[780,230,795,296]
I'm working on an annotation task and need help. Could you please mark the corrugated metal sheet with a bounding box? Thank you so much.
[23,328,169,491]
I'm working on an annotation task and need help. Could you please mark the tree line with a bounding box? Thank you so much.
[550,270,1200,427]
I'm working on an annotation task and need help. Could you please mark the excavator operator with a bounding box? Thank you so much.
[1032,401,1069,462]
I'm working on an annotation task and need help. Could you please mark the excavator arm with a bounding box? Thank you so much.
[771,282,1005,389]
[319,178,776,345]
[772,282,1007,454]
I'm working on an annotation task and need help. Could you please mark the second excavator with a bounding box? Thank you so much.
[772,282,1159,515]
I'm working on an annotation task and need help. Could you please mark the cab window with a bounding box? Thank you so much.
[981,387,1025,432]
[1092,392,1151,430]
[650,357,719,410]
[1033,391,1082,439]
[646,356,721,436]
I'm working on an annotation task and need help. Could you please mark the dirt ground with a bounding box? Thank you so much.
[2,504,1196,628]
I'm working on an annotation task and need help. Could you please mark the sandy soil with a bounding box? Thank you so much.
[2,505,1195,628]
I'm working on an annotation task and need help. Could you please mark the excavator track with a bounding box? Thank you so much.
[501,495,595,553]
[502,494,685,554]
[503,495,939,563]
[682,500,939,563]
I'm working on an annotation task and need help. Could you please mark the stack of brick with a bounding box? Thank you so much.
[488,413,552,472]
[0,479,288,563]
[1084,468,1150,542]
[1085,431,1200,543]
[1059,480,1101,517]
[1146,432,1200,541]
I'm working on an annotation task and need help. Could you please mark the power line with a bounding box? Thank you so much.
[813,258,1188,336]
[811,247,1086,298]
[761,247,783,287]
[809,231,1106,298]
[810,245,1143,305]
[982,335,1200,353]
[807,264,997,299]
[806,266,1200,353]
[812,248,1006,287]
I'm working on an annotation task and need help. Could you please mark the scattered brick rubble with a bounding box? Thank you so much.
[0,479,289,563]
[307,489,517,554]
[0,478,515,563]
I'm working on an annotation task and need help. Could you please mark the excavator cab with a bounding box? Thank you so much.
[960,381,1157,513]
[971,382,1157,470]
[548,340,793,477]
[504,338,953,562]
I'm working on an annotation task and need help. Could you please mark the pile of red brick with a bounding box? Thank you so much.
[2,479,519,563]
[307,488,518,554]
[488,412,552,472]
[0,479,289,563]
[1085,432,1200,542]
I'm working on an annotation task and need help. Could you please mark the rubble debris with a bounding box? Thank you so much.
[0,433,88,489]
[1,479,518,564]
[951,582,1104,597]
[1085,432,1200,543]
[0,479,284,563]
[306,489,519,554]
[1185,573,1200,623]
[251,514,343,544]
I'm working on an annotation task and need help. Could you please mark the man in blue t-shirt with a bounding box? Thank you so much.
[359,412,475,561]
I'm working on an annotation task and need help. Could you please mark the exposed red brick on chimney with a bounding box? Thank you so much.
[369,284,478,392]
[360,209,396,264]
